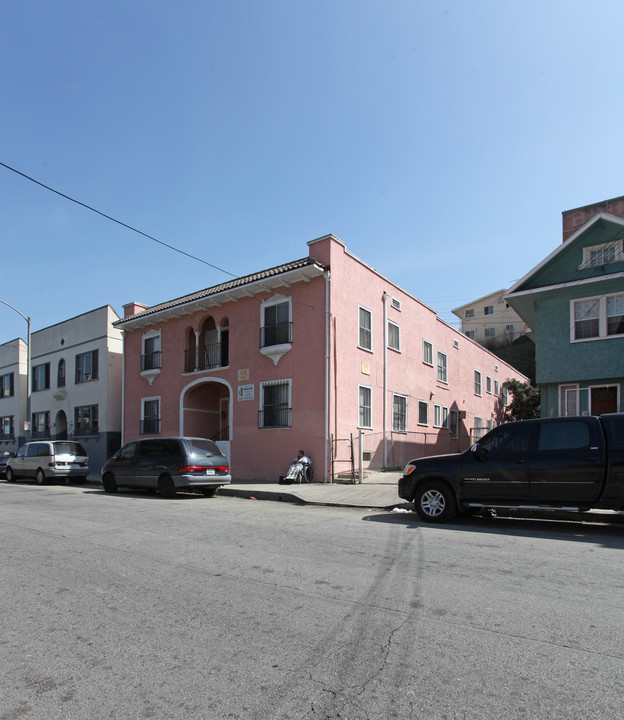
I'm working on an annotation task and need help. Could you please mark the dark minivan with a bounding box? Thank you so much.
[101,437,231,498]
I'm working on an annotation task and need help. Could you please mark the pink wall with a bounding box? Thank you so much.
[120,234,528,483]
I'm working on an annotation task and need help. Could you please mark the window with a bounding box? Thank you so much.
[57,359,66,388]
[560,384,579,416]
[486,418,493,431]
[0,416,13,439]
[261,298,292,348]
[474,416,484,440]
[75,405,98,436]
[474,370,482,396]
[502,385,509,406]
[358,385,372,428]
[260,380,291,429]
[392,394,407,432]
[442,406,449,428]
[464,309,474,318]
[142,333,162,371]
[141,398,161,434]
[484,306,494,315]
[539,422,589,451]
[423,339,433,366]
[449,409,458,438]
[32,411,50,438]
[484,327,495,337]
[572,293,624,341]
[465,330,475,339]
[505,324,515,331]
[434,404,441,428]
[582,239,623,268]
[607,294,624,335]
[437,351,448,383]
[494,379,499,395]
[387,321,401,351]
[486,376,492,394]
[75,350,98,383]
[0,372,14,398]
[418,400,428,426]
[358,306,372,351]
[32,363,50,392]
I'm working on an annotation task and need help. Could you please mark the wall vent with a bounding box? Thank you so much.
[391,297,401,311]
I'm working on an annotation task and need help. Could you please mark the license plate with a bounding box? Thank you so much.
[205,469,215,475]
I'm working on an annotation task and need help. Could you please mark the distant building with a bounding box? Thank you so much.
[115,235,529,483]
[0,306,123,473]
[452,290,529,346]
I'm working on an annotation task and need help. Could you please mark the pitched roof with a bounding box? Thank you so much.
[114,256,327,327]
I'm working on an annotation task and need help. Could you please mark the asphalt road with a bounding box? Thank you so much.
[1,482,623,720]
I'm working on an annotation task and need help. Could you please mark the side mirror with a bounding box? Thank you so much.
[471,443,488,461]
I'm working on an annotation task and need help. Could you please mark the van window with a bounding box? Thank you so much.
[53,442,87,456]
[159,439,183,457]
[538,422,589,451]
[27,443,49,457]
[186,439,222,457]
[118,443,137,460]
[138,440,162,458]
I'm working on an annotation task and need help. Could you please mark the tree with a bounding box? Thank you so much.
[503,379,540,421]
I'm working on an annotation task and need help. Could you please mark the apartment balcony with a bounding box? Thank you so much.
[184,342,228,373]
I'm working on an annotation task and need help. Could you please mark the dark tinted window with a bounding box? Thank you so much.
[186,438,223,458]
[27,443,50,457]
[118,443,137,460]
[138,440,163,458]
[538,422,589,451]
[160,439,183,457]
[480,424,534,455]
[602,414,624,450]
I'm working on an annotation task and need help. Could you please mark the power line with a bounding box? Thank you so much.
[0,161,238,278]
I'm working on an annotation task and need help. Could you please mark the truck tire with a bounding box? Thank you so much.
[414,481,456,523]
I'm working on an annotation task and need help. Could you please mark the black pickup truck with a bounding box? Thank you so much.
[398,413,624,522]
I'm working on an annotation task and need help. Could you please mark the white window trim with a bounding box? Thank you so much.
[422,339,433,366]
[580,239,624,269]
[417,399,429,426]
[391,393,408,433]
[387,320,401,352]
[259,378,292,429]
[570,293,624,342]
[358,305,373,353]
[260,295,293,365]
[141,329,162,385]
[433,404,441,428]
[436,350,448,384]
[358,384,373,429]
[449,409,459,438]
[486,376,492,394]
[474,370,482,397]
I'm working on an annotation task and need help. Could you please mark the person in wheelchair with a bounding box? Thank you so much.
[280,450,314,484]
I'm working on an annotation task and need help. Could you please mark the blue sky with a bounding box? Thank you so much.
[2,1,624,343]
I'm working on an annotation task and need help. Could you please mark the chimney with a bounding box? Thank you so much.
[123,302,149,318]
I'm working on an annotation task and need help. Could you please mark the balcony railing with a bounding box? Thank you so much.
[260,322,292,348]
[140,418,161,435]
[258,407,291,429]
[184,342,228,373]
[141,351,162,371]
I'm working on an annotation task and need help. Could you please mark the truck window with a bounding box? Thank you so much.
[538,422,589,451]
[480,425,533,455]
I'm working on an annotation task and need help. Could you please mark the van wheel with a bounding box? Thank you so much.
[6,467,15,482]
[158,475,177,499]
[102,473,118,493]
[36,469,46,485]
[414,481,456,523]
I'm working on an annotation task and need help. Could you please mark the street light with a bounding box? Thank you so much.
[0,300,31,440]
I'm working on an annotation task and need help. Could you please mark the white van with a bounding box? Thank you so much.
[6,441,89,484]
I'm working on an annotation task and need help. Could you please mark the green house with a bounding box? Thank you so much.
[506,213,624,417]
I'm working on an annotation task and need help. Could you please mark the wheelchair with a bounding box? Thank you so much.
[280,461,315,484]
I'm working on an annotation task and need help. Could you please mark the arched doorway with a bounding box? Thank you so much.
[180,378,232,461]
[55,410,68,440]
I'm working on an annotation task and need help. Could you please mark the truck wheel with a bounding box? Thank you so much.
[414,481,456,523]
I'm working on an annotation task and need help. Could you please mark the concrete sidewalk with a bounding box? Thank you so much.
[219,470,404,509]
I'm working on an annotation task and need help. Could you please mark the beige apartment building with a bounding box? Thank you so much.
[452,289,529,346]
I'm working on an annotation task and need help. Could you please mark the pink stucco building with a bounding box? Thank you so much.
[115,235,528,482]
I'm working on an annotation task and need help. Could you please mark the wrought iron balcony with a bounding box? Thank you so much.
[260,322,292,348]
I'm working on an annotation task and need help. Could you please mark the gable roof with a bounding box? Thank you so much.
[115,257,327,329]
[506,213,624,328]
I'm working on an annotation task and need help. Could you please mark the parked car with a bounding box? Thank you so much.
[0,451,16,478]
[100,436,231,498]
[399,413,624,523]
[6,441,89,484]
